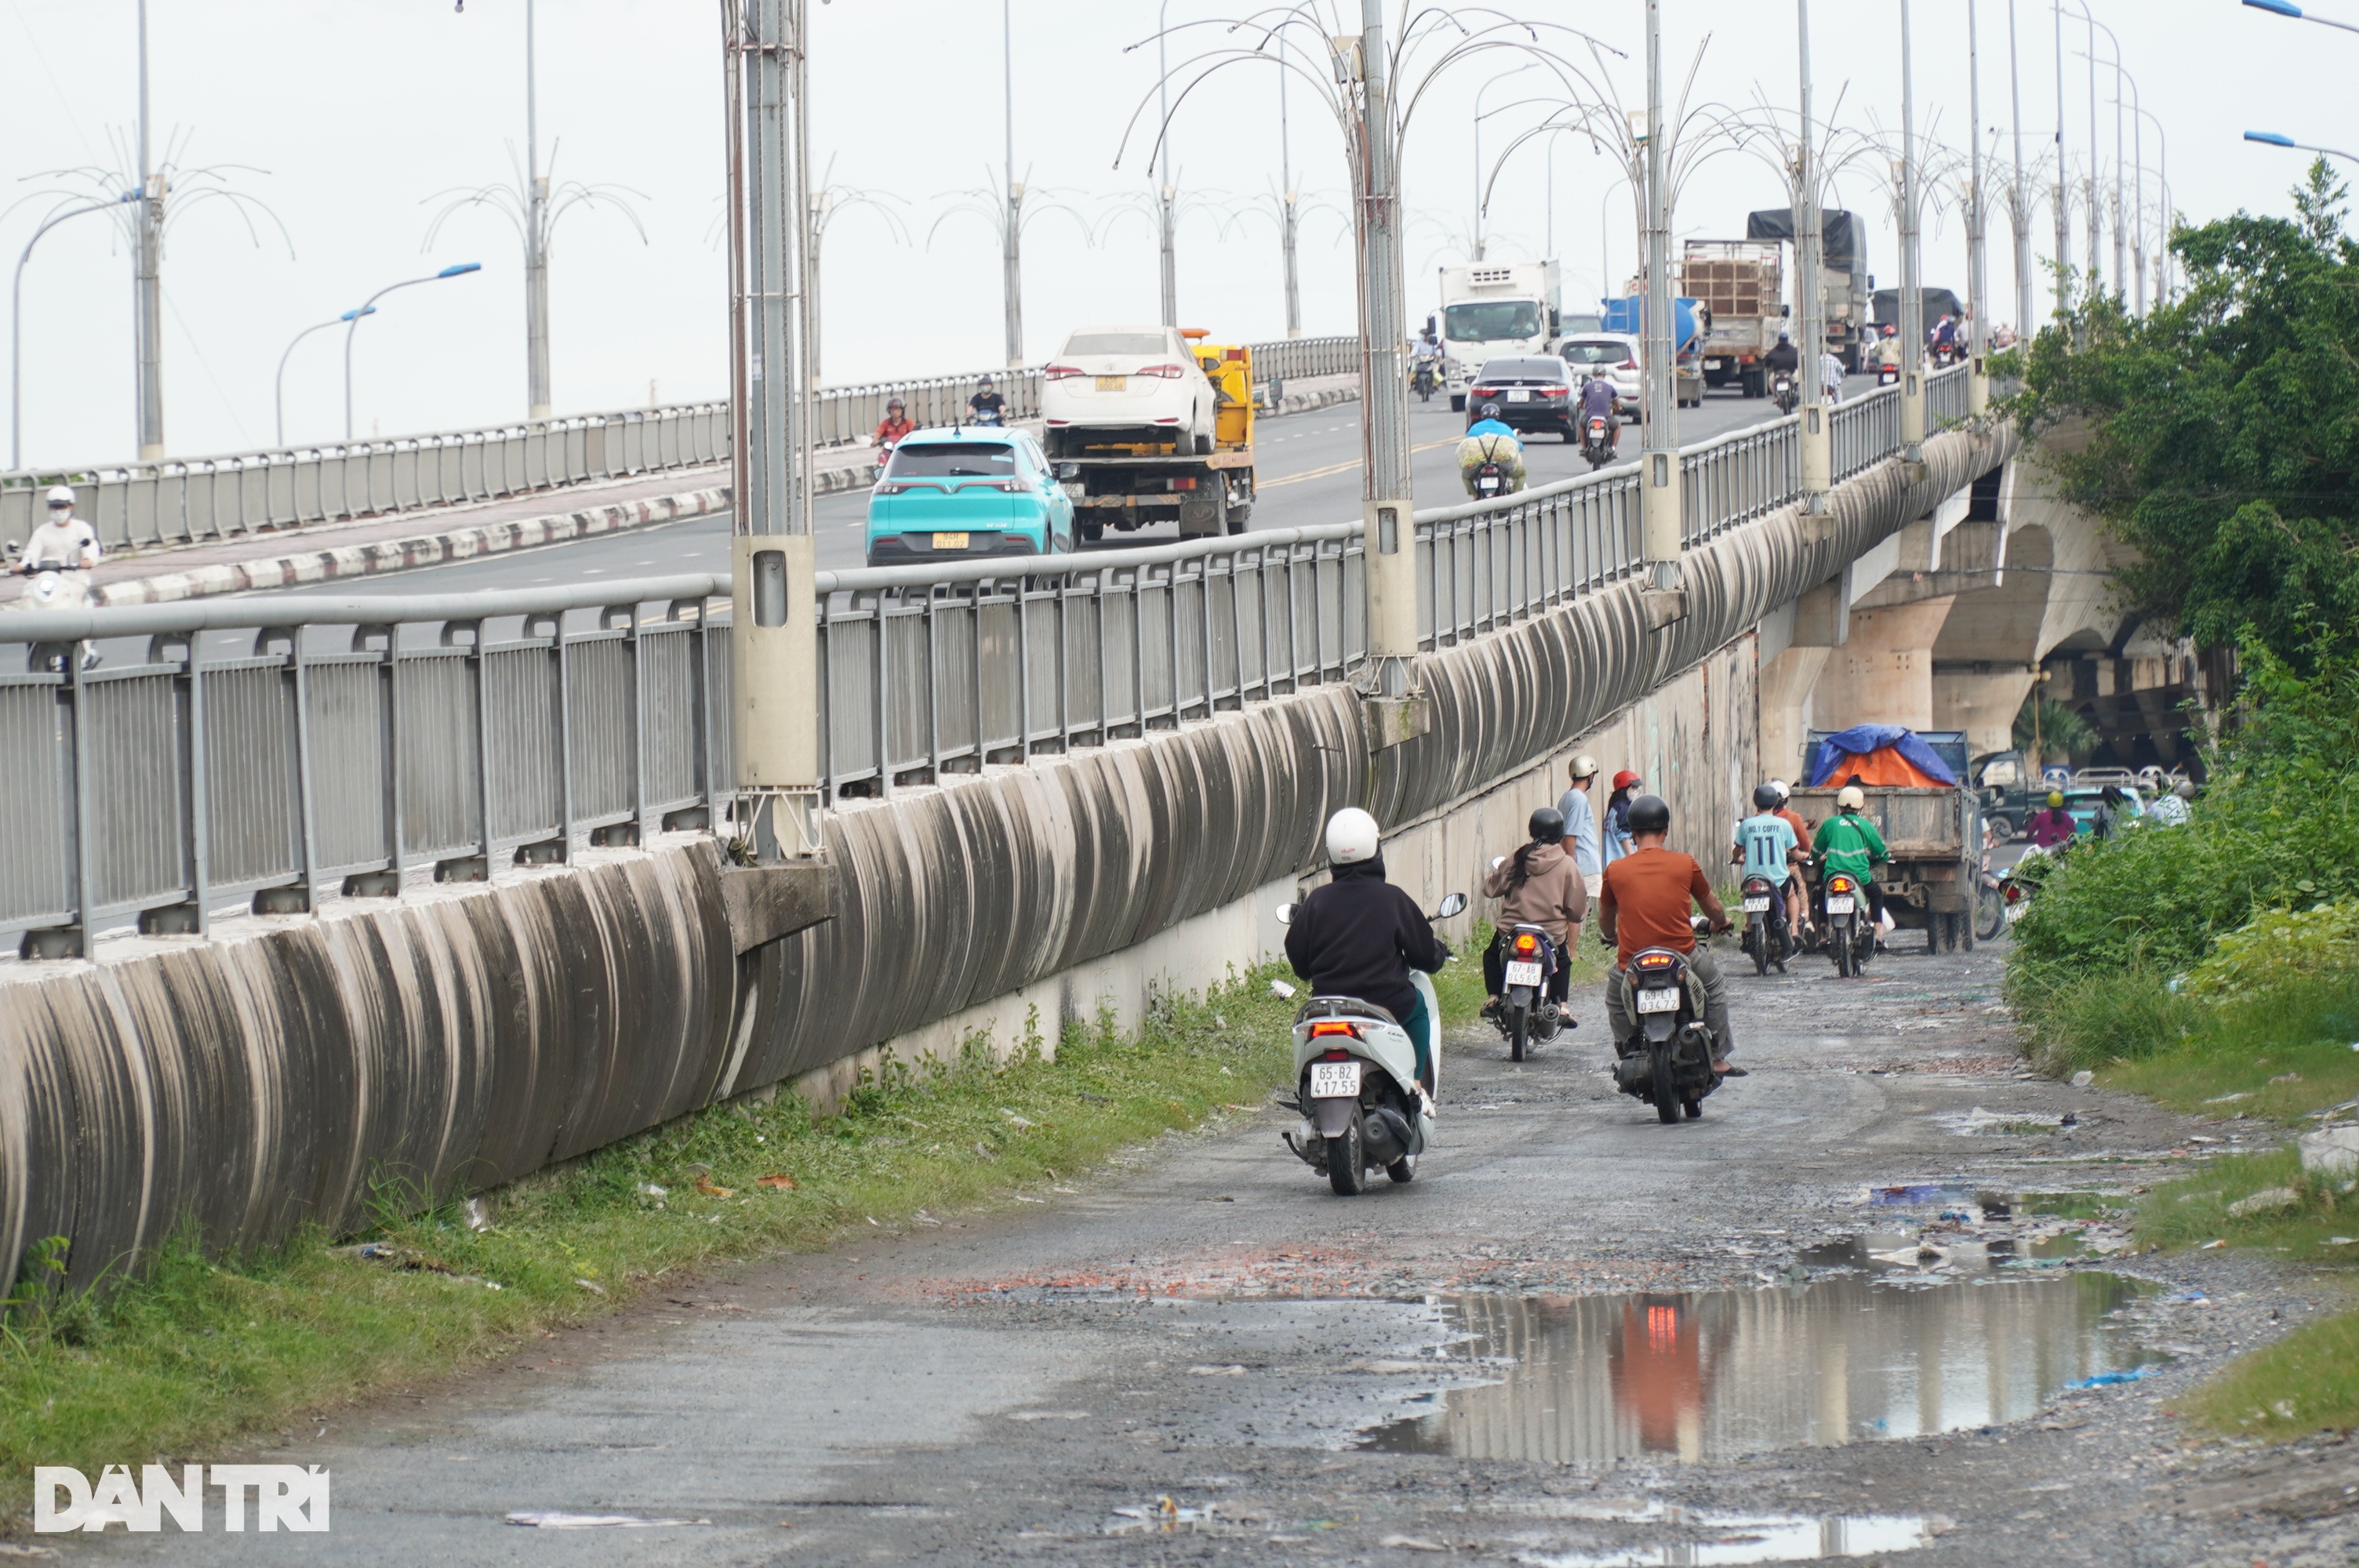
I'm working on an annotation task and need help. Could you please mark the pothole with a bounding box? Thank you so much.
[1514,1508,1936,1566]
[1362,1269,2156,1465]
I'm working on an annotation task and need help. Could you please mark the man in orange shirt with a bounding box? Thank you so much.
[1598,794,1743,1076]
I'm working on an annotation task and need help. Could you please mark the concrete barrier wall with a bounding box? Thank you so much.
[0,422,2012,1293]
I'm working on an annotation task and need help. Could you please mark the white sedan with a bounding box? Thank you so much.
[1041,325,1219,459]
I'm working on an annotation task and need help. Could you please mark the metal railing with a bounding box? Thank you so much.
[0,362,1971,946]
[1,336,1361,557]
[1830,383,1902,481]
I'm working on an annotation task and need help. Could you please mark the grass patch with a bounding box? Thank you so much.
[0,963,1311,1498]
[2183,1308,2359,1439]
[2135,1147,2359,1262]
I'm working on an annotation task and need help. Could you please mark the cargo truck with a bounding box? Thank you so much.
[1677,240,1788,398]
[1744,207,1873,372]
[1053,340,1257,540]
[1436,260,1562,411]
[1790,727,1985,954]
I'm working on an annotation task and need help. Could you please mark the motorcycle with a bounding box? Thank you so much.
[1412,359,1439,402]
[1490,921,1566,1062]
[1876,361,1901,387]
[1738,874,1792,976]
[1931,340,1961,368]
[968,405,1005,428]
[1822,870,1874,977]
[1581,413,1616,471]
[1275,891,1466,1196]
[15,560,100,673]
[1612,920,1724,1124]
[1470,460,1509,500]
[1771,371,1798,416]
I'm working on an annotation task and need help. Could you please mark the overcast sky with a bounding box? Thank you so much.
[0,1,2306,466]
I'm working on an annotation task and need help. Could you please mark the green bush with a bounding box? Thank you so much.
[2186,898,2359,1000]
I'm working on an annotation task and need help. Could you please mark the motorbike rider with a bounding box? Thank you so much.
[1481,805,1587,1019]
[2024,789,2078,850]
[2147,777,2196,827]
[20,485,100,576]
[1766,779,1812,937]
[1729,783,1806,942]
[1601,769,1642,867]
[1578,371,1621,454]
[1283,808,1452,1095]
[1457,402,1526,498]
[1811,784,1891,933]
[968,376,1007,423]
[1930,314,1959,360]
[873,397,914,452]
[1556,753,1605,906]
[1764,332,1801,378]
[1598,794,1743,1076]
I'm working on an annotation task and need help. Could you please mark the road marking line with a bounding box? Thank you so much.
[1260,437,1458,488]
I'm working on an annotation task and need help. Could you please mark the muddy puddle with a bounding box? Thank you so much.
[1519,1508,1935,1566]
[1364,1267,2154,1465]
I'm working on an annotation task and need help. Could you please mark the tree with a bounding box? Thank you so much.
[2003,159,2359,671]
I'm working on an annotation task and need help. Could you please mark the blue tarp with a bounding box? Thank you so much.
[1807,724,1961,787]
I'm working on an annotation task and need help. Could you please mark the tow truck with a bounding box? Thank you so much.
[1053,336,1258,540]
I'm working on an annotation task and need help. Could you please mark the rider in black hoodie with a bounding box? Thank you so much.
[1283,809,1451,1090]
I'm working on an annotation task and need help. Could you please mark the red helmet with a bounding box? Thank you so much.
[1612,769,1642,790]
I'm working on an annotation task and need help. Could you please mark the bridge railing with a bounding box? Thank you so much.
[0,336,1361,557]
[0,362,1971,946]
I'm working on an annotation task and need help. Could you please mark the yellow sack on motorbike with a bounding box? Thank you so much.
[1456,431,1525,494]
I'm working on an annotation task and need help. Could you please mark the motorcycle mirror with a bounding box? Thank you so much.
[1488,855,1507,870]
[1434,891,1468,920]
[1056,462,1079,480]
[1274,903,1296,926]
[1689,913,1710,935]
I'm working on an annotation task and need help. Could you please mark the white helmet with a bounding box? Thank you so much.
[1325,807,1380,866]
[1837,785,1866,811]
[1768,778,1790,804]
[1568,753,1601,781]
[45,485,74,508]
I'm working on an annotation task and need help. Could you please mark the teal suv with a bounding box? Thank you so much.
[863,426,1076,568]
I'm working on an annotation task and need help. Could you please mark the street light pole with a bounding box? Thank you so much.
[722,0,820,862]
[1472,66,1539,262]
[1899,0,1926,459]
[1354,0,1419,702]
[1002,0,1024,365]
[1279,58,1301,338]
[2052,0,2070,318]
[11,194,136,471]
[1158,0,1178,325]
[1968,0,1990,414]
[2009,0,2034,335]
[2136,103,2169,306]
[276,307,372,447]
[1640,0,1682,592]
[343,263,483,441]
[134,0,165,459]
[2081,4,2099,293]
[523,0,551,419]
[1796,0,1833,512]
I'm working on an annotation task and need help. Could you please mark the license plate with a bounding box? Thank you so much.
[1506,388,1531,402]
[2006,902,2025,923]
[1095,375,1127,391]
[932,533,970,549]
[1706,358,1725,369]
[1743,897,1771,913]
[1826,895,1856,914]
[1308,1061,1361,1099]
[1636,987,1681,1014]
[1505,961,1543,987]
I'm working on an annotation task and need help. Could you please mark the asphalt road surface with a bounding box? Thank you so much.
[76,935,2355,1566]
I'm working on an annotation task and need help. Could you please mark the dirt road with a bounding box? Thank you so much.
[88,942,2359,1566]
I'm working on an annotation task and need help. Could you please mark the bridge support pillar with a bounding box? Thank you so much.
[1932,662,2036,759]
[1805,596,1956,733]
[1798,402,1831,510]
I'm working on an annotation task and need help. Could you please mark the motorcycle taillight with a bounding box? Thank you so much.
[1514,933,1538,954]
[1308,1020,1359,1040]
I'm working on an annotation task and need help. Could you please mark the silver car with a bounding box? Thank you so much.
[1558,335,1642,416]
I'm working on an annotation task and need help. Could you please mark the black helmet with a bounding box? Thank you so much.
[1528,805,1565,843]
[1753,782,1781,811]
[1626,793,1670,836]
[1778,332,1791,344]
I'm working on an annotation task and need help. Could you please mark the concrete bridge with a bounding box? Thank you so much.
[0,387,2048,1294]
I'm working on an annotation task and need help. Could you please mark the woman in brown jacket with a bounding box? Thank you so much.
[1480,805,1588,1014]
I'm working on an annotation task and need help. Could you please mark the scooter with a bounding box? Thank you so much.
[1876,361,1901,387]
[1612,918,1724,1124]
[1412,360,1439,402]
[1275,891,1466,1196]
[1470,460,1510,500]
[14,558,100,673]
[967,405,1005,428]
[1772,372,1798,416]
[1581,412,1617,471]
[1738,874,1792,975]
[1489,922,1566,1062]
[1822,871,1874,977]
